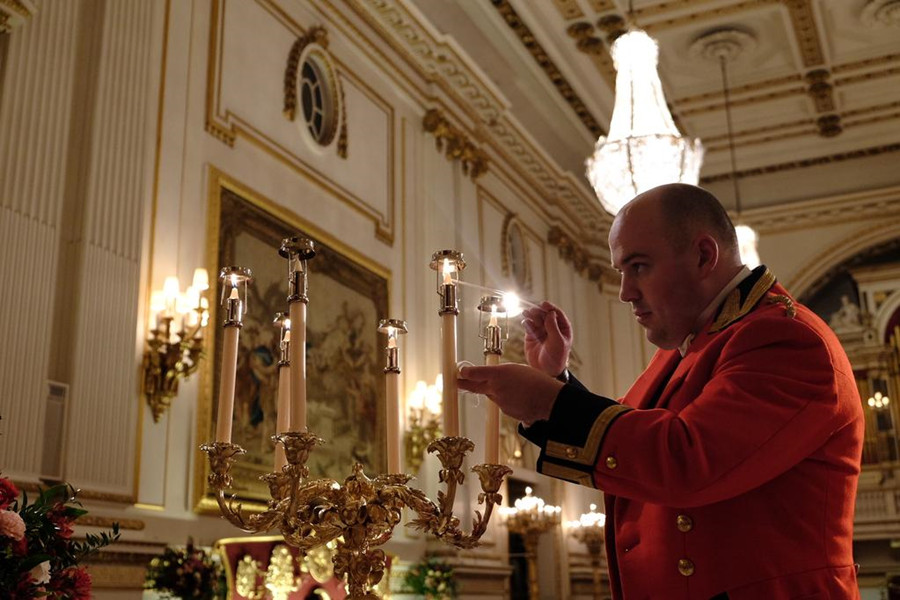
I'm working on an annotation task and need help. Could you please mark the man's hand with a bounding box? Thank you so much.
[458,363,564,425]
[522,302,573,377]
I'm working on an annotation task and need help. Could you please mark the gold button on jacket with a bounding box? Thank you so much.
[605,456,618,469]
[676,514,693,532]
[678,558,695,577]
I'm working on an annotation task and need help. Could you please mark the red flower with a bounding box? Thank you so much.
[12,533,28,556]
[0,477,20,510]
[49,507,74,539]
[49,567,93,599]
[9,573,38,600]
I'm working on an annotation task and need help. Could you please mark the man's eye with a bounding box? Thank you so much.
[631,263,646,273]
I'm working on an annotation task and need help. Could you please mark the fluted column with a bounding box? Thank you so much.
[62,0,158,493]
[0,0,80,477]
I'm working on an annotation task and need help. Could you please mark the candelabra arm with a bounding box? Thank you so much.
[405,437,511,549]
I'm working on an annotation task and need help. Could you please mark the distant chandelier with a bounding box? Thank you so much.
[585,29,704,215]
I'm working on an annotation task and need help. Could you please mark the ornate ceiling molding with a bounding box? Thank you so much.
[0,0,36,33]
[422,109,489,179]
[700,143,900,184]
[547,226,615,288]
[741,184,900,234]
[343,0,609,242]
[489,0,605,137]
[552,0,584,20]
[860,0,900,28]
[783,0,825,68]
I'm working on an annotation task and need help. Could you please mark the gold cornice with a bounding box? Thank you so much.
[547,226,612,286]
[700,143,900,183]
[703,127,813,153]
[641,0,779,33]
[567,20,617,89]
[834,65,900,87]
[0,0,36,33]
[552,0,584,20]
[422,108,489,179]
[489,0,605,138]
[673,74,803,107]
[332,0,607,241]
[587,0,616,12]
[679,86,806,116]
[13,481,136,505]
[701,118,810,144]
[78,515,146,530]
[783,0,825,68]
[833,53,900,74]
[739,185,900,235]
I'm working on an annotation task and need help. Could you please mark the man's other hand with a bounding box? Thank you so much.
[457,363,564,425]
[522,302,573,377]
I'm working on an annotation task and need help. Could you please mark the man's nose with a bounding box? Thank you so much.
[619,277,638,304]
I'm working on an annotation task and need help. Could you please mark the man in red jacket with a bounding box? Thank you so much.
[459,184,864,599]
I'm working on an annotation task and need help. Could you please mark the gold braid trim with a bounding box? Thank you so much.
[766,293,797,318]
[709,269,777,332]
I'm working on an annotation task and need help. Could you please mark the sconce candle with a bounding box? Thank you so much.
[215,266,253,443]
[429,250,466,437]
[279,237,316,432]
[274,313,292,470]
[378,318,408,473]
[478,295,507,464]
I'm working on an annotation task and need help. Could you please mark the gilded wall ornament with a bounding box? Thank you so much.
[284,26,348,158]
[422,109,489,179]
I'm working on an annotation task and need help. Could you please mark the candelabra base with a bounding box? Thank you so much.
[202,432,511,599]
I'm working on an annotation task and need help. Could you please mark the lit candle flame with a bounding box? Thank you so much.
[442,258,453,285]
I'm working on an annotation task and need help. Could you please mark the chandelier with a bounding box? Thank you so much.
[585,28,704,215]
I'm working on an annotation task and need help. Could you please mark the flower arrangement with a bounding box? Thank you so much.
[0,475,120,599]
[144,542,226,599]
[402,556,458,600]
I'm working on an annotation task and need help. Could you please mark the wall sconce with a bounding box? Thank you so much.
[566,504,607,600]
[142,268,210,422]
[404,375,442,472]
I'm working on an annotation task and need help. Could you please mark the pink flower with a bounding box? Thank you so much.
[0,477,19,510]
[0,509,25,540]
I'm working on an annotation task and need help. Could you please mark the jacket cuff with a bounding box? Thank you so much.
[535,384,630,488]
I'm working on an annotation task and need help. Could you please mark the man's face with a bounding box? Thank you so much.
[609,200,705,350]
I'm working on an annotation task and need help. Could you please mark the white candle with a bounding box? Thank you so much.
[441,313,459,437]
[215,325,240,442]
[485,351,501,464]
[289,301,307,431]
[274,362,291,469]
[386,368,401,472]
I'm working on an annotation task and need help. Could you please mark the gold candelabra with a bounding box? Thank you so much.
[502,487,561,600]
[202,241,512,600]
[142,269,210,422]
[566,504,607,600]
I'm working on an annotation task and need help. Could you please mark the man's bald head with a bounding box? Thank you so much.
[618,184,739,258]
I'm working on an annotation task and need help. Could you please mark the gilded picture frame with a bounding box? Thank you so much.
[194,167,390,512]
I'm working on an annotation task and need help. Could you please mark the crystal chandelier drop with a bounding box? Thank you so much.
[585,29,704,215]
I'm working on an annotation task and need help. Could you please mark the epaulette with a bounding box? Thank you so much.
[709,266,777,333]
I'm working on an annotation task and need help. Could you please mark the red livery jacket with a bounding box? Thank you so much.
[523,267,864,599]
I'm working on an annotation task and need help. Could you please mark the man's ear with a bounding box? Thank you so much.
[696,234,719,276]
